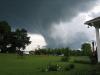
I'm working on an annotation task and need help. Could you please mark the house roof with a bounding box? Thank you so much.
[84,17,100,28]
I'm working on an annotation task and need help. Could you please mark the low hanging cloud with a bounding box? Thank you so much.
[0,0,98,48]
[49,13,96,48]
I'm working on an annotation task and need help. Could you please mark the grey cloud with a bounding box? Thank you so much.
[0,0,98,48]
[90,12,100,18]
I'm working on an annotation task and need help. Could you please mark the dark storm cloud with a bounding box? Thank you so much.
[0,0,97,48]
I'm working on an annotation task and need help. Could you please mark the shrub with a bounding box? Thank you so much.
[41,63,75,72]
[47,64,61,71]
[74,60,90,64]
[64,64,75,71]
[64,66,70,71]
[89,54,98,64]
[69,64,75,69]
[41,64,62,72]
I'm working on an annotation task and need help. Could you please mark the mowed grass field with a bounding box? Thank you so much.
[0,54,98,75]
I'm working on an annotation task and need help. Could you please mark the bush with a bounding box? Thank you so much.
[41,68,48,72]
[64,64,75,71]
[74,60,90,64]
[41,64,62,72]
[64,66,70,71]
[61,56,69,62]
[47,64,61,71]
[41,63,75,72]
[89,54,98,64]
[69,64,75,69]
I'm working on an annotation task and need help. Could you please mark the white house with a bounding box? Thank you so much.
[85,17,100,62]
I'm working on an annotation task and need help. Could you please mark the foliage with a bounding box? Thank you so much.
[34,49,48,55]
[70,50,82,56]
[63,47,70,56]
[74,60,90,64]
[14,29,31,50]
[34,47,72,56]
[41,63,75,72]
[64,64,75,71]
[33,42,92,56]
[81,43,92,56]
[33,47,85,56]
[0,21,31,53]
[89,51,98,64]
[0,21,11,33]
[69,64,75,69]
[0,21,11,53]
[47,64,61,71]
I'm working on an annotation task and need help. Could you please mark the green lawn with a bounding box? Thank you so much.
[0,54,99,75]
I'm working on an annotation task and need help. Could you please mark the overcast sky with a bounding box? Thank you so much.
[0,0,100,49]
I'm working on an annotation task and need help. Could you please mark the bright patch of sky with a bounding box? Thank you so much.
[25,34,47,51]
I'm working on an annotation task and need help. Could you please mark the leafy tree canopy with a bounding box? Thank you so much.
[0,21,31,53]
[81,43,92,56]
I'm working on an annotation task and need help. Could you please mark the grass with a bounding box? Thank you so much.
[0,53,99,75]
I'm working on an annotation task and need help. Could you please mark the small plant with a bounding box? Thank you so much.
[69,64,75,69]
[40,63,75,72]
[47,64,61,71]
[64,64,75,71]
[41,68,47,72]
[89,52,98,64]
[40,66,49,72]
[64,66,70,71]
[41,64,63,72]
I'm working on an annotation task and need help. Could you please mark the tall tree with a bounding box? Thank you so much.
[81,43,92,56]
[13,28,31,51]
[0,21,11,34]
[5,29,31,53]
[0,21,31,53]
[0,21,11,53]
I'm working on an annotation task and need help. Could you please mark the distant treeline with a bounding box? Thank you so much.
[31,48,82,56]
[30,42,92,56]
